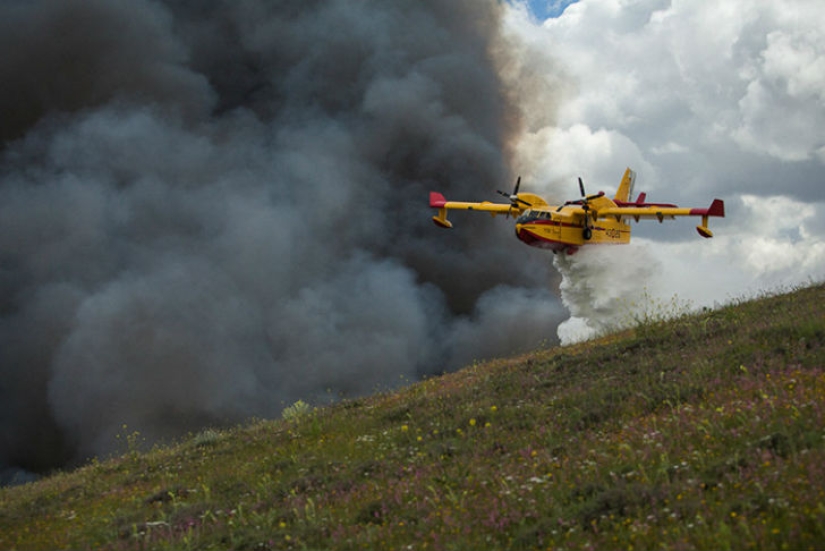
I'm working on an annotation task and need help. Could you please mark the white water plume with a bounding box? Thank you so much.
[553,243,670,344]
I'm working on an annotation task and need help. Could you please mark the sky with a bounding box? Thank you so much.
[0,0,823,482]
[507,0,825,339]
[525,0,580,20]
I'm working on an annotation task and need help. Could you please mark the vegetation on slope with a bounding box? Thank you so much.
[1,283,824,550]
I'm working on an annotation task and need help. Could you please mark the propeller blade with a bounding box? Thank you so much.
[497,176,528,212]
[578,177,586,198]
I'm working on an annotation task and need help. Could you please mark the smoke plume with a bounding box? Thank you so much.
[0,0,566,481]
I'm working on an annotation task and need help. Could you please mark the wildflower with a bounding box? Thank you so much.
[469,418,476,427]
[401,425,409,432]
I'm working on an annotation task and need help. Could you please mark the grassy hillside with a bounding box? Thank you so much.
[2,283,824,550]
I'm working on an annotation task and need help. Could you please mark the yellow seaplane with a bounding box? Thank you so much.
[430,168,724,255]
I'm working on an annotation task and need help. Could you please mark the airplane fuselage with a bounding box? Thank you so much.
[514,207,631,254]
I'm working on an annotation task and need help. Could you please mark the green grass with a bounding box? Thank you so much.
[2,283,824,550]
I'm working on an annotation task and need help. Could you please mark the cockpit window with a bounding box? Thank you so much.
[516,210,532,223]
[517,210,553,224]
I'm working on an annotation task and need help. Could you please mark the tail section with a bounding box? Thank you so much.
[429,191,453,228]
[614,168,636,202]
[692,199,725,238]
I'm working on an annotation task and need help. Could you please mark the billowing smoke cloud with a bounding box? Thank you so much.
[0,0,566,480]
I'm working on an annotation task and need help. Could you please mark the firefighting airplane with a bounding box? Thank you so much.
[429,168,724,255]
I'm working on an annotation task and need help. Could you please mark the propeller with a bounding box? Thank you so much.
[576,177,606,240]
[496,176,531,217]
[556,176,603,212]
[575,177,590,239]
[578,177,603,203]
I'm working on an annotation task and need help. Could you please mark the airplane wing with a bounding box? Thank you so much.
[598,199,725,237]
[429,192,521,228]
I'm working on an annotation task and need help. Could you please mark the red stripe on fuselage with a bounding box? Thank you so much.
[516,221,629,252]
[516,226,571,252]
[526,220,581,229]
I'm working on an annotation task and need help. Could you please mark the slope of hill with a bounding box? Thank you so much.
[1,283,824,550]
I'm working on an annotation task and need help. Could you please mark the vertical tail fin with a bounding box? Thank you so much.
[614,168,636,202]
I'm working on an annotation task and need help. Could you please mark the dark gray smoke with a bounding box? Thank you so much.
[0,0,565,480]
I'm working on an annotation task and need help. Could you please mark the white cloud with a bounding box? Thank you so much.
[761,30,825,101]
[513,123,654,198]
[502,0,825,330]
[508,0,825,169]
[736,195,825,278]
[733,22,825,161]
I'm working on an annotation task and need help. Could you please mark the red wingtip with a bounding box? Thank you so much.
[429,191,447,208]
[690,199,725,217]
[708,198,725,217]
